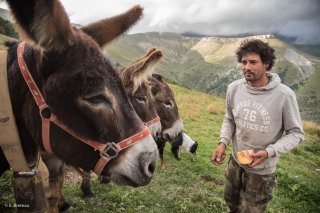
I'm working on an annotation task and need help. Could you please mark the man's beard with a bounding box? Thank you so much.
[244,71,257,81]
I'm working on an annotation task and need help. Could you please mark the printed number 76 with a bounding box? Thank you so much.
[244,109,256,122]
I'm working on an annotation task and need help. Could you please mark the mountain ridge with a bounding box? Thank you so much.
[105,32,320,123]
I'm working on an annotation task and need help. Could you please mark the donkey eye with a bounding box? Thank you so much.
[163,100,173,108]
[83,94,110,105]
[136,96,147,103]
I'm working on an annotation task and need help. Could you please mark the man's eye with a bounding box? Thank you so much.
[84,95,110,105]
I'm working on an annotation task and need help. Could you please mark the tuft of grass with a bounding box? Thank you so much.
[303,121,320,137]
[0,170,15,213]
[207,102,225,115]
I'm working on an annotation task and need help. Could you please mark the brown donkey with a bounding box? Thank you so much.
[80,48,163,199]
[149,74,198,170]
[119,48,163,139]
[0,1,158,212]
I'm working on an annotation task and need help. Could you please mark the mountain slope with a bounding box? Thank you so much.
[104,32,320,123]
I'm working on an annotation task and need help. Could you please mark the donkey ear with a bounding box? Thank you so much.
[149,74,165,96]
[6,0,74,51]
[121,49,163,92]
[132,48,158,63]
[82,5,143,47]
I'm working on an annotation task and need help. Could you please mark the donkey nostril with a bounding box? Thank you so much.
[141,153,157,178]
[148,161,156,174]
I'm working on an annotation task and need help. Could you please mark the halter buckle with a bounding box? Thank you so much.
[40,107,51,119]
[101,142,119,159]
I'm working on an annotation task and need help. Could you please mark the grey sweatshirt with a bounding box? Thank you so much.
[219,73,304,175]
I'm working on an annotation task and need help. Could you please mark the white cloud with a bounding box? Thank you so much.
[1,0,319,44]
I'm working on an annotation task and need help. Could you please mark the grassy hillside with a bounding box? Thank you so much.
[297,63,320,123]
[104,33,320,124]
[1,83,320,212]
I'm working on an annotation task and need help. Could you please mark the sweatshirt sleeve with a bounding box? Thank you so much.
[219,87,236,146]
[265,92,304,157]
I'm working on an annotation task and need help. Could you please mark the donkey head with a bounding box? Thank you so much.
[6,0,157,186]
[149,74,183,141]
[120,48,163,138]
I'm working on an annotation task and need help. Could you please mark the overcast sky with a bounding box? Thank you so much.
[1,0,319,44]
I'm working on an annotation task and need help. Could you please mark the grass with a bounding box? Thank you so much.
[1,82,320,213]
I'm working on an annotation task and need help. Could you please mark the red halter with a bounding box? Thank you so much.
[17,41,151,175]
[144,115,160,126]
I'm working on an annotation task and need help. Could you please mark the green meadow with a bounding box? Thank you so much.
[1,82,320,212]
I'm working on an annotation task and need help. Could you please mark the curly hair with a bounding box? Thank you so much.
[236,39,276,71]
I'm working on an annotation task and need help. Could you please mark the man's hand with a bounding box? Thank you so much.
[211,143,226,165]
[249,150,268,167]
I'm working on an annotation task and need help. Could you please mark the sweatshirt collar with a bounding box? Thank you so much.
[244,73,281,94]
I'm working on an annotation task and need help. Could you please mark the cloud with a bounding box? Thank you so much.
[3,0,319,44]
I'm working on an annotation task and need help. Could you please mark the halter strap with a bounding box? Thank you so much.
[17,42,53,153]
[144,115,160,126]
[17,42,47,108]
[17,41,151,175]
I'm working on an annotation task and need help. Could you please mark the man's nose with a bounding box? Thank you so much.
[243,63,251,70]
